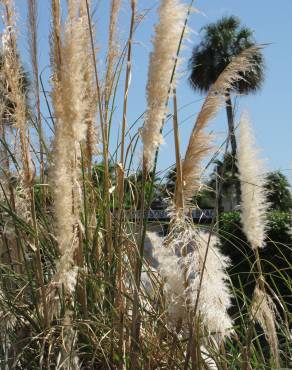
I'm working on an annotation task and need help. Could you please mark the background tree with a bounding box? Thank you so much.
[164,165,215,209]
[207,153,240,210]
[189,16,264,158]
[124,169,163,209]
[164,165,177,195]
[265,171,292,211]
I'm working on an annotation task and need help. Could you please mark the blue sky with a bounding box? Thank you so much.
[5,0,292,180]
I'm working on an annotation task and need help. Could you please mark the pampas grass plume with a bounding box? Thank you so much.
[251,284,280,368]
[188,231,233,337]
[142,0,187,169]
[149,231,186,321]
[149,224,232,337]
[182,46,262,202]
[238,114,279,367]
[51,0,96,296]
[104,0,120,103]
[237,112,268,249]
[1,0,32,186]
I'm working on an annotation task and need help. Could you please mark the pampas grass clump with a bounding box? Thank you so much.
[0,1,289,368]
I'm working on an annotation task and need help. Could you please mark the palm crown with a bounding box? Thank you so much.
[189,16,264,94]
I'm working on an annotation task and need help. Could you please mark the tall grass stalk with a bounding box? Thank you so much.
[50,0,93,309]
[115,1,136,366]
[85,0,113,269]
[173,89,184,210]
[237,113,280,368]
[27,0,45,198]
[130,1,192,365]
[1,0,49,327]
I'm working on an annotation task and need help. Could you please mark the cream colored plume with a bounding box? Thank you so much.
[1,0,32,188]
[251,284,280,368]
[187,231,233,337]
[50,0,96,295]
[150,231,186,321]
[1,0,33,226]
[104,0,120,103]
[182,46,262,202]
[142,0,187,170]
[150,223,232,337]
[237,112,268,249]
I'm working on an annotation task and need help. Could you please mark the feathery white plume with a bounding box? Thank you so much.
[238,114,279,366]
[104,0,120,102]
[237,112,268,249]
[142,0,187,169]
[152,233,186,321]
[187,231,232,337]
[149,224,232,337]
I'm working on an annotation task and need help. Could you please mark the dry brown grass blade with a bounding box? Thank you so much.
[28,0,45,197]
[173,89,184,210]
[50,0,62,82]
[182,46,263,202]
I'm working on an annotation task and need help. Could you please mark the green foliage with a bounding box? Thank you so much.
[268,210,292,239]
[195,187,215,209]
[219,211,292,366]
[219,211,292,307]
[219,210,292,251]
[265,171,292,211]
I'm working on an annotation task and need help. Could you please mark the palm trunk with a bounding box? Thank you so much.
[225,92,241,206]
[225,92,237,157]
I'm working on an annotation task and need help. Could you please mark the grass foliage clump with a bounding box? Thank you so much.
[0,0,290,369]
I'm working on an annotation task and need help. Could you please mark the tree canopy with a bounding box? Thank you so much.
[189,16,265,94]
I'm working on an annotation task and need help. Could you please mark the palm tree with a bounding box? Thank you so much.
[208,153,239,211]
[189,16,264,158]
